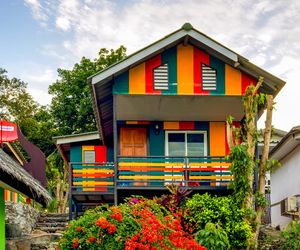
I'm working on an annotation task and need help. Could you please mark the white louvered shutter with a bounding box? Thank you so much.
[154,64,168,90]
[202,64,217,91]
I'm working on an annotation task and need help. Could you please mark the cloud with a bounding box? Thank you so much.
[23,0,300,131]
[24,0,48,23]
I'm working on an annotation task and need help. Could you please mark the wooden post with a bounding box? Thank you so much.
[254,94,274,244]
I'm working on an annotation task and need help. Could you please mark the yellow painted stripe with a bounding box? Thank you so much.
[119,175,183,180]
[73,169,114,173]
[126,121,139,124]
[82,146,95,150]
[210,122,226,156]
[73,181,114,186]
[189,176,233,180]
[129,63,146,94]
[225,65,242,95]
[163,122,179,130]
[189,162,231,167]
[118,162,184,167]
[177,44,194,95]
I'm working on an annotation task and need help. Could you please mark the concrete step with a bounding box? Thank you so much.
[36,222,67,228]
[38,216,68,223]
[40,213,68,218]
[37,227,66,233]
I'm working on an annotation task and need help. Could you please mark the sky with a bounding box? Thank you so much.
[0,0,300,132]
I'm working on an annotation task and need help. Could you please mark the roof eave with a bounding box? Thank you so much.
[90,28,238,86]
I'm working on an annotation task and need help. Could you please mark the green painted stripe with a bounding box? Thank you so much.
[210,55,225,95]
[0,188,5,249]
[113,71,129,94]
[162,46,177,94]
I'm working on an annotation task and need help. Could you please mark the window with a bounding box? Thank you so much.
[166,131,207,157]
[153,63,168,90]
[202,63,217,91]
[84,150,95,163]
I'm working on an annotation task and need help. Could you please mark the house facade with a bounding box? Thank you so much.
[269,126,300,228]
[56,23,285,218]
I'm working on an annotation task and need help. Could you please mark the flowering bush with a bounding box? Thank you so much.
[58,198,205,250]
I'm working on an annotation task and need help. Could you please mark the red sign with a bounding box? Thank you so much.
[0,120,18,143]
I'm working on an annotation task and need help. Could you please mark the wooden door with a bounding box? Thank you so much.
[120,128,147,186]
[120,128,147,156]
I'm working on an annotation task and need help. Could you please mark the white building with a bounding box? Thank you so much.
[269,126,300,228]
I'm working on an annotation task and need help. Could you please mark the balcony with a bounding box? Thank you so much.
[117,156,232,190]
[69,156,232,194]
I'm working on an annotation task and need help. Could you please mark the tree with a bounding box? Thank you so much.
[47,46,127,212]
[49,46,127,135]
[227,77,275,249]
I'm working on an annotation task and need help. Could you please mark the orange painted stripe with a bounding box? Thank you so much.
[179,122,195,130]
[129,63,146,94]
[82,146,95,151]
[4,190,8,201]
[164,122,179,130]
[225,65,242,95]
[177,44,194,95]
[126,121,138,124]
[210,122,226,156]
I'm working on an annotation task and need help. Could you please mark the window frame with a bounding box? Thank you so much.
[201,63,217,91]
[165,130,208,157]
[153,63,169,90]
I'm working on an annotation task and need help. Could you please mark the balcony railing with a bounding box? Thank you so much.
[69,156,232,192]
[117,156,232,188]
[70,162,115,192]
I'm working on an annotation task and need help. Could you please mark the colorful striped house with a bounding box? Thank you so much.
[55,23,285,219]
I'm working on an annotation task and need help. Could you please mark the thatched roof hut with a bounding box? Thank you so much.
[0,148,51,207]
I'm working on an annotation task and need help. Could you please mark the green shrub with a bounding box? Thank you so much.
[195,222,230,250]
[280,221,300,250]
[183,193,252,249]
[58,198,205,250]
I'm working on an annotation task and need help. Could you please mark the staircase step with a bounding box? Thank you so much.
[40,213,68,218]
[37,227,66,233]
[30,243,48,250]
[36,222,67,228]
[38,216,69,223]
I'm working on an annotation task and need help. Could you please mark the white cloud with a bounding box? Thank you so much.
[24,0,48,23]
[23,0,300,131]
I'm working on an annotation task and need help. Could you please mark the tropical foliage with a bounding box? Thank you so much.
[58,197,205,250]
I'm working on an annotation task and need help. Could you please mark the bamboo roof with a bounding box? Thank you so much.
[0,148,51,207]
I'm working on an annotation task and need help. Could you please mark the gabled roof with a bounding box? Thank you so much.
[89,23,285,95]
[88,23,286,144]
[270,126,300,161]
[53,131,101,164]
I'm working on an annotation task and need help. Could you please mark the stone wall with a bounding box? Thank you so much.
[5,201,40,237]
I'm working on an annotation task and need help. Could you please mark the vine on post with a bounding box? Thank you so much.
[226,77,275,249]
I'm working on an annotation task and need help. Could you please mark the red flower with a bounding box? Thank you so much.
[108,224,116,234]
[110,212,123,222]
[75,226,82,232]
[88,236,95,242]
[72,238,79,249]
[96,217,109,229]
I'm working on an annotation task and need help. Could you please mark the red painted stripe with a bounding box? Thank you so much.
[179,122,195,130]
[189,168,230,171]
[225,124,230,155]
[241,73,257,95]
[145,54,162,94]
[95,146,107,162]
[194,48,210,95]
[138,121,150,125]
